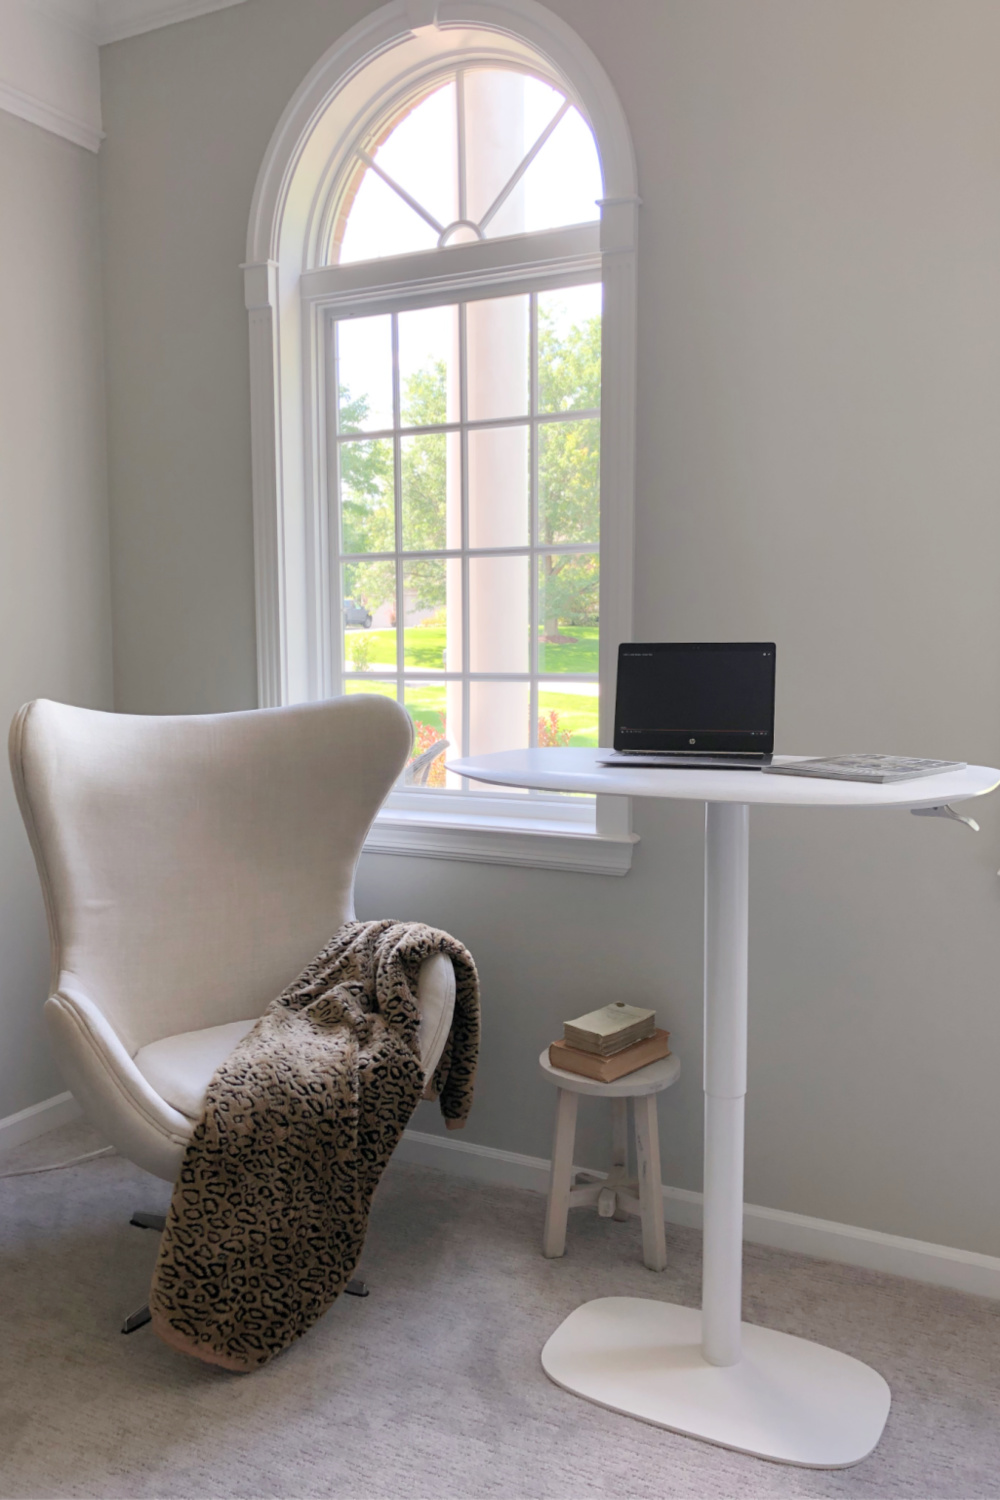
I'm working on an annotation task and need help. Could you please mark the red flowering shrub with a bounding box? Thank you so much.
[538,710,570,747]
[410,718,447,786]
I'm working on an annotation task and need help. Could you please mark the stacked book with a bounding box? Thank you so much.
[549,1002,671,1082]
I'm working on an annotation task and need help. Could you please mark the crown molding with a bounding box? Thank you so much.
[0,75,103,150]
[0,0,103,150]
[0,0,248,151]
[96,0,246,45]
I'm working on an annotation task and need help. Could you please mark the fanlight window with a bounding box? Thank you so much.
[332,67,603,264]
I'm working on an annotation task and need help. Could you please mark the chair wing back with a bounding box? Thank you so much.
[10,696,412,1054]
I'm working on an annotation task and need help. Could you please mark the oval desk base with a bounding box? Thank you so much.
[541,1298,891,1468]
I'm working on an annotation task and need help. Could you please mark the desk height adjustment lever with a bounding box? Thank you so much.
[910,803,980,833]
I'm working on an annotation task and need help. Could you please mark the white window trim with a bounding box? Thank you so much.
[244,0,639,874]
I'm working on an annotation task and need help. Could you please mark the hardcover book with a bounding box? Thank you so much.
[549,1030,671,1083]
[563,1002,656,1057]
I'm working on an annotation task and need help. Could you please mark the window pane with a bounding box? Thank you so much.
[371,83,458,232]
[537,286,602,414]
[342,560,396,672]
[403,681,450,788]
[344,677,397,701]
[487,105,602,239]
[469,556,529,672]
[468,425,529,549]
[398,304,458,428]
[401,432,450,552]
[469,680,530,759]
[465,295,529,421]
[339,437,394,556]
[537,553,598,674]
[402,559,449,672]
[538,418,600,546]
[538,683,600,748]
[337,166,440,264]
[463,70,563,229]
[336,315,393,432]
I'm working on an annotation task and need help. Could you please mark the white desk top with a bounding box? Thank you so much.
[447,749,1000,810]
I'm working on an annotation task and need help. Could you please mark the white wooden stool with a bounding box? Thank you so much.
[539,1048,681,1272]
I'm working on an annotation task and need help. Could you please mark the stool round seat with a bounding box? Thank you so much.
[538,1049,680,1098]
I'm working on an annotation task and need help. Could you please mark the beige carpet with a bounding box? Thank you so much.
[1,1121,999,1500]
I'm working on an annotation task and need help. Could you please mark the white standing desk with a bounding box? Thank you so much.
[446,749,1000,1468]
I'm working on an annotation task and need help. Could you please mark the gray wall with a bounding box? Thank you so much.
[0,112,113,1119]
[99,0,1000,1255]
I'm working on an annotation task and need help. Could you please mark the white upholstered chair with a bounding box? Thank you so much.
[9,695,455,1326]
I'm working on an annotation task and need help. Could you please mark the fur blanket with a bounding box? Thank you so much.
[149,920,479,1371]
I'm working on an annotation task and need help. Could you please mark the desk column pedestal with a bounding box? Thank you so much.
[541,802,891,1468]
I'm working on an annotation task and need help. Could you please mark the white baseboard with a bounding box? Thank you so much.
[5,1100,998,1302]
[0,1091,82,1153]
[397,1128,1000,1302]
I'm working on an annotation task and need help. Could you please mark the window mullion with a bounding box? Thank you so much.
[477,99,571,235]
[459,300,470,772]
[391,312,404,710]
[456,68,467,224]
[335,407,599,443]
[329,314,346,689]
[529,289,539,753]
[356,149,445,236]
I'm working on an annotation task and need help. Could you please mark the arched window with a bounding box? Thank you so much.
[333,67,602,261]
[245,1,638,873]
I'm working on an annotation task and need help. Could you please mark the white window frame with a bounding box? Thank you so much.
[244,0,639,874]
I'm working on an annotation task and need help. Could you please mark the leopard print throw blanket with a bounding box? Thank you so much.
[149,919,479,1371]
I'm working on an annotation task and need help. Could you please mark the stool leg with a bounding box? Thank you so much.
[611,1098,630,1222]
[634,1093,667,1271]
[543,1089,579,1258]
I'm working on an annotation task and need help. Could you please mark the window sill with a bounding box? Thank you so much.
[364,808,638,875]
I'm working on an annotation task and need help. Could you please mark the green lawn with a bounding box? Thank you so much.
[539,691,599,746]
[346,677,598,747]
[345,623,599,674]
[538,627,599,674]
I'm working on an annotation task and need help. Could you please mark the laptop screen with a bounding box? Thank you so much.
[614,642,776,753]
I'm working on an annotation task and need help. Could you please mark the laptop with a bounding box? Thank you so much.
[601,642,776,769]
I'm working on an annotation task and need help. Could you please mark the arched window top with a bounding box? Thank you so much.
[331,66,603,265]
[247,3,637,276]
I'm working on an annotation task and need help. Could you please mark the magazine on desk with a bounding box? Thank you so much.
[763,755,966,784]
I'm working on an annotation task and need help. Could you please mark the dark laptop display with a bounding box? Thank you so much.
[613,642,776,756]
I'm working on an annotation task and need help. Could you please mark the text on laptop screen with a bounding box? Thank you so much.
[615,643,776,752]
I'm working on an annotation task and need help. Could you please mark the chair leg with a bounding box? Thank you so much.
[543,1088,579,1258]
[633,1093,667,1272]
[130,1211,167,1231]
[344,1278,369,1297]
[122,1304,151,1334]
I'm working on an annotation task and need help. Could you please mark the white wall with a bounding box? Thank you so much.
[98,0,1000,1256]
[0,110,113,1120]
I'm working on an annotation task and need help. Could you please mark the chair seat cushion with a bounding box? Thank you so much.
[134,1019,260,1121]
[132,954,456,1125]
